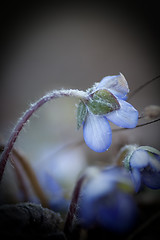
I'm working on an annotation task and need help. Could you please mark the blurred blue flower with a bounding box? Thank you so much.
[122,145,160,192]
[35,170,68,212]
[42,172,69,212]
[33,145,87,212]
[78,73,138,152]
[78,167,137,233]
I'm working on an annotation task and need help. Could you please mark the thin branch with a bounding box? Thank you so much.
[37,117,160,161]
[127,211,160,240]
[128,75,160,100]
[112,117,160,132]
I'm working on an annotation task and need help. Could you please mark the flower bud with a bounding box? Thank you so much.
[144,105,160,119]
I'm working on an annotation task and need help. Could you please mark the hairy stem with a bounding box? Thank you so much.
[0,89,88,182]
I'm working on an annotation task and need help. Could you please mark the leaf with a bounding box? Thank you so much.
[87,89,120,115]
[77,100,88,130]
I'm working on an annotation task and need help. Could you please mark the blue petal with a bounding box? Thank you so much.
[130,149,149,169]
[106,99,138,128]
[79,194,97,226]
[97,73,129,99]
[141,170,160,189]
[98,192,137,232]
[148,154,160,171]
[107,89,128,100]
[130,169,141,192]
[84,173,115,199]
[83,113,112,152]
[44,172,63,197]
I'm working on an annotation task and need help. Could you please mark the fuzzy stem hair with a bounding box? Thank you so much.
[0,89,88,182]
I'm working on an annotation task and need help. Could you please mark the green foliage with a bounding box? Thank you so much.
[87,89,120,115]
[77,100,88,130]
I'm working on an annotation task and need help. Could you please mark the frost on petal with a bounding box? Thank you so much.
[106,99,138,128]
[97,73,129,99]
[83,113,112,152]
[130,149,149,169]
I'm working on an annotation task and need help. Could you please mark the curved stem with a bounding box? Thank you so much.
[0,89,88,182]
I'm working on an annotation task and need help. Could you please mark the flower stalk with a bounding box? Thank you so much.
[0,89,88,182]
[64,174,86,237]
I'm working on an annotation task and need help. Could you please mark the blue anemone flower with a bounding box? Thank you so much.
[78,73,138,152]
[122,145,160,192]
[78,167,137,233]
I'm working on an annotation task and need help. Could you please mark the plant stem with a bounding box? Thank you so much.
[112,117,160,132]
[0,89,88,182]
[11,154,30,202]
[128,75,160,100]
[64,174,85,238]
[13,148,49,207]
[127,211,160,240]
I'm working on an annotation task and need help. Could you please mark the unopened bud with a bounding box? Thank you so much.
[144,105,160,119]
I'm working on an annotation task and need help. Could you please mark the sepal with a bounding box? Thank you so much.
[138,146,160,156]
[87,89,120,115]
[77,100,88,129]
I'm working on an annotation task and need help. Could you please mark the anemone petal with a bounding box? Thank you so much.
[106,99,138,128]
[97,73,129,99]
[130,149,149,169]
[130,169,141,192]
[83,113,112,152]
[141,170,160,189]
[148,154,160,171]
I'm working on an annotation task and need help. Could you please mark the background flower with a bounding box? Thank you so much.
[34,144,87,212]
[78,167,137,233]
[122,145,160,191]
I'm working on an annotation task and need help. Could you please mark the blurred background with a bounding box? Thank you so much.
[0,1,160,206]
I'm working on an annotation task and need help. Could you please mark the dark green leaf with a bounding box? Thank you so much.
[77,100,88,130]
[87,89,120,115]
